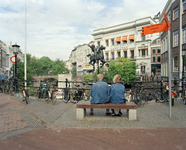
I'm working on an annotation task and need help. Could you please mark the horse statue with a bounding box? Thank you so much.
[87,44,106,67]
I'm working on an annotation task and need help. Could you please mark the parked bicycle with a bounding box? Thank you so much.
[130,83,145,106]
[36,81,50,102]
[71,84,87,103]
[162,83,177,106]
[181,81,186,105]
[22,87,29,104]
[3,77,16,96]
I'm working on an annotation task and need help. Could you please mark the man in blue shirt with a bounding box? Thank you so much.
[90,74,110,115]
[0,70,9,91]
[0,70,9,81]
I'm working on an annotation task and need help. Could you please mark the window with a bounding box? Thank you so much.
[97,41,100,47]
[183,27,186,43]
[157,56,161,62]
[174,56,178,71]
[173,6,179,20]
[153,57,156,63]
[1,50,6,67]
[106,53,109,60]
[123,41,127,44]
[152,49,156,54]
[183,0,186,12]
[141,66,145,74]
[142,50,146,56]
[124,51,127,58]
[106,40,109,46]
[173,30,178,47]
[118,52,121,57]
[157,49,161,53]
[111,39,114,46]
[142,35,145,41]
[131,51,134,58]
[112,52,114,60]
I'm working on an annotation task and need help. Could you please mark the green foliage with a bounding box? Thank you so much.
[71,67,76,77]
[16,54,69,86]
[108,57,138,83]
[83,73,94,82]
[52,59,69,75]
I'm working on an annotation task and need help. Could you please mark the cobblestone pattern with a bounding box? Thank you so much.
[14,96,74,125]
[51,99,186,128]
[0,94,25,111]
[0,111,28,133]
[0,94,46,139]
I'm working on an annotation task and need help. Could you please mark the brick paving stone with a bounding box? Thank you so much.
[0,111,28,133]
[1,92,186,149]
[0,127,186,150]
[0,94,25,111]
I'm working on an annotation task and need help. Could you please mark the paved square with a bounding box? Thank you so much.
[0,111,28,133]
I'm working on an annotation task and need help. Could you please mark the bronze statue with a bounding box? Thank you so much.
[87,44,106,67]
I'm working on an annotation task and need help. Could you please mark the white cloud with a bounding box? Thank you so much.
[0,0,168,61]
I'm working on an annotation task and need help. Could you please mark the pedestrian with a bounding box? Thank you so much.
[110,74,126,116]
[89,74,111,115]
[0,70,9,83]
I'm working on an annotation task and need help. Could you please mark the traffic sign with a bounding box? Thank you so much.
[142,21,170,36]
[10,56,18,63]
[142,11,170,36]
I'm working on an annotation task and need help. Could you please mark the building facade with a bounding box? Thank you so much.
[70,41,94,75]
[151,37,161,75]
[160,0,186,79]
[92,17,160,76]
[0,41,24,75]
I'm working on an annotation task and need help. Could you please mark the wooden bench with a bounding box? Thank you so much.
[76,101,137,120]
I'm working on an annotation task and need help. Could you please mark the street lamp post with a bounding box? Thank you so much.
[182,49,186,94]
[12,43,20,93]
[182,48,186,95]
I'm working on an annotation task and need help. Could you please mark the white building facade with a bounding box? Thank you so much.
[0,41,24,75]
[92,17,160,76]
[70,42,94,75]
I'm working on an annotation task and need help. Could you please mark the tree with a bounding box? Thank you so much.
[83,73,94,82]
[52,59,69,75]
[71,67,76,77]
[108,57,138,83]
[37,56,53,75]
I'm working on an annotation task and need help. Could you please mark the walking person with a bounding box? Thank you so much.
[0,70,9,93]
[110,74,126,116]
[90,74,111,115]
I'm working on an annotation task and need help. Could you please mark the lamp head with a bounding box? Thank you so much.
[12,43,20,53]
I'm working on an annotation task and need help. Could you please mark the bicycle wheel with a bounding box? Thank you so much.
[36,89,40,100]
[155,92,164,103]
[51,91,57,105]
[25,96,28,104]
[9,84,15,96]
[45,92,50,103]
[172,98,174,106]
[3,83,8,94]
[132,94,140,106]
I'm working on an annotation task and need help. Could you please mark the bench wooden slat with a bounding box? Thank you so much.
[76,101,137,109]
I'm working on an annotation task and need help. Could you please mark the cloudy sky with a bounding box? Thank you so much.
[0,0,167,61]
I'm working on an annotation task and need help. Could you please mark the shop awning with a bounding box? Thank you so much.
[115,37,121,43]
[129,35,134,40]
[122,36,127,41]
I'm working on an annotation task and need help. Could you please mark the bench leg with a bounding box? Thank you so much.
[76,108,86,120]
[127,109,137,120]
